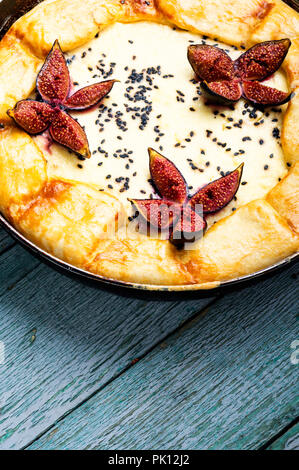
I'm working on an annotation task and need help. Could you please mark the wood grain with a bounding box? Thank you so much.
[266,422,299,450]
[0,227,14,254]
[28,262,299,450]
[0,243,39,297]
[0,257,217,449]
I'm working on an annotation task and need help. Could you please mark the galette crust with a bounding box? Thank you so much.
[267,162,299,233]
[0,0,298,288]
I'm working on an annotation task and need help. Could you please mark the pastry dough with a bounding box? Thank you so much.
[0,0,298,289]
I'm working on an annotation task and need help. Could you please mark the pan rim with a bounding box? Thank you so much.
[1,211,298,292]
[0,0,298,292]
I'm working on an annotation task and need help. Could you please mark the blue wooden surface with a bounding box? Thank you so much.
[0,226,298,450]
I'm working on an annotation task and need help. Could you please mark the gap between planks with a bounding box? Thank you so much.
[26,262,298,450]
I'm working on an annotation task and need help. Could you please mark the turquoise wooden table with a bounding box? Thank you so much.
[0,225,298,450]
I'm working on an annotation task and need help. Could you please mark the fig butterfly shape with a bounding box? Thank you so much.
[188,39,294,106]
[7,40,118,158]
[130,148,243,247]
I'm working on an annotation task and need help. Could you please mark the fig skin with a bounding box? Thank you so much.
[242,81,294,106]
[171,205,207,248]
[235,39,291,81]
[201,80,242,105]
[149,148,188,204]
[130,199,181,230]
[189,163,244,214]
[64,80,118,110]
[7,39,118,159]
[37,40,70,104]
[7,100,56,134]
[50,110,90,158]
[130,149,244,248]
[188,45,234,82]
[188,39,293,107]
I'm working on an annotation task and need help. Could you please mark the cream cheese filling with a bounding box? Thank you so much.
[34,21,289,225]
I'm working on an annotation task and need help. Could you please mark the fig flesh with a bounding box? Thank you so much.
[7,100,56,134]
[188,45,234,82]
[235,39,291,81]
[201,80,242,104]
[188,39,292,107]
[149,148,187,203]
[242,80,293,106]
[7,40,118,158]
[130,149,244,248]
[50,110,90,158]
[37,40,70,104]
[190,163,244,214]
[171,205,207,247]
[64,80,118,110]
[130,199,181,230]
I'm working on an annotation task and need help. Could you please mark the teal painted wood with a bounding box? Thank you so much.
[0,227,14,254]
[0,244,40,297]
[28,262,299,450]
[0,255,218,449]
[266,423,299,450]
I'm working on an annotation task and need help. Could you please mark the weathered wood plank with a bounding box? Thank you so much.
[0,227,14,254]
[0,244,40,297]
[0,258,218,450]
[266,423,299,450]
[28,262,299,450]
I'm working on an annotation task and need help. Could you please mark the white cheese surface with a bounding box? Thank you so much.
[34,21,289,223]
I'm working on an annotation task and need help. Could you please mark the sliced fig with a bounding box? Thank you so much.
[7,100,55,134]
[242,80,293,106]
[171,205,206,247]
[235,39,291,81]
[37,40,70,103]
[149,148,187,204]
[49,110,90,158]
[201,79,242,104]
[130,199,181,230]
[64,80,118,110]
[190,164,244,214]
[188,45,234,82]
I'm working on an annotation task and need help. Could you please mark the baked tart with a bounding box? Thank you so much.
[0,0,298,289]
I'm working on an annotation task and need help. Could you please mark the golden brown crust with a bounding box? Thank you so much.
[0,126,47,216]
[250,0,299,43]
[0,34,42,123]
[267,162,299,233]
[86,233,195,285]
[185,200,299,282]
[15,180,126,268]
[0,0,298,288]
[282,38,299,89]
[281,86,299,165]
[156,0,277,47]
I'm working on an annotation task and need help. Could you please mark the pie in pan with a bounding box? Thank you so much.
[0,0,298,290]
